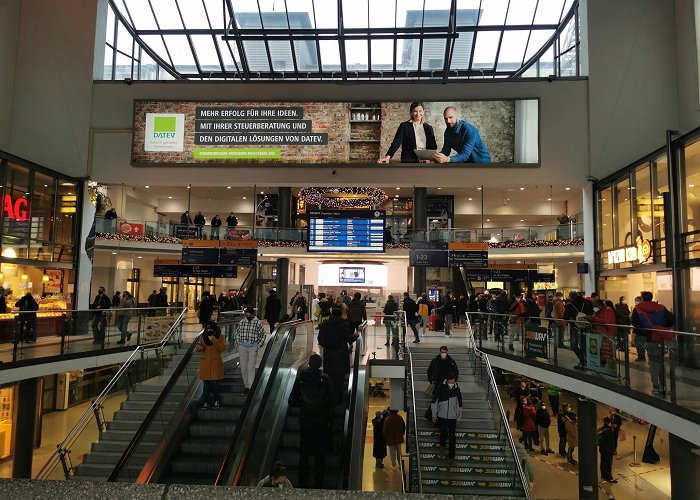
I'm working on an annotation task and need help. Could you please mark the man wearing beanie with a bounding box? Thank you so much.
[318,307,359,401]
[289,353,337,488]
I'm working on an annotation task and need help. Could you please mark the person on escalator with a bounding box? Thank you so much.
[197,320,225,410]
[317,307,359,402]
[288,353,338,489]
[430,373,463,461]
[236,307,267,396]
[257,462,294,488]
[427,346,459,386]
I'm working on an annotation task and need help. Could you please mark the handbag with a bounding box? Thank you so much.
[618,429,627,442]
[424,382,436,397]
[424,405,433,421]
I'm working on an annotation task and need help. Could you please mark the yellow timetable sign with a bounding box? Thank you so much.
[448,242,489,251]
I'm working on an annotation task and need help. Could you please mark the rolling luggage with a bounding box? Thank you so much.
[428,314,439,331]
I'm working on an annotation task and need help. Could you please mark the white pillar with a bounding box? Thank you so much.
[75,180,96,310]
[390,378,404,411]
[582,183,596,294]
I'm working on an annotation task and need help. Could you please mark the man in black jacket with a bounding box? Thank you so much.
[264,289,282,332]
[193,211,206,239]
[348,292,367,332]
[558,403,572,457]
[598,417,617,483]
[427,346,459,385]
[91,286,111,343]
[288,354,338,488]
[442,291,455,337]
[563,292,593,370]
[402,292,420,343]
[318,308,359,400]
[210,214,222,240]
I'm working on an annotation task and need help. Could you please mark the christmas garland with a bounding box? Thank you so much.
[298,187,387,208]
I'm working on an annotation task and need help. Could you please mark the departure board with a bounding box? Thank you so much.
[307,210,385,253]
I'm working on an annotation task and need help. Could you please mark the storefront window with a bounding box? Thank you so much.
[55,181,77,245]
[683,138,700,233]
[30,173,56,261]
[2,163,31,259]
[616,178,632,247]
[598,186,613,250]
[653,155,669,240]
[633,163,654,242]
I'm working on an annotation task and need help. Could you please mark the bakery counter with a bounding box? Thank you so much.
[0,314,67,342]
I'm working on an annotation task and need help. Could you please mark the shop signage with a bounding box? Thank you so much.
[153,263,238,279]
[60,195,77,214]
[585,333,616,376]
[119,222,144,237]
[607,239,652,265]
[525,326,548,360]
[2,194,29,221]
[174,225,200,239]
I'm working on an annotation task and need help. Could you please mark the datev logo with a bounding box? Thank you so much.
[144,113,185,152]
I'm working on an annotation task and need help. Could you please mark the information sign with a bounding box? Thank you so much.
[307,210,384,253]
[525,326,549,360]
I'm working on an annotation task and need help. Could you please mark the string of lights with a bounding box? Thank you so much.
[298,187,387,208]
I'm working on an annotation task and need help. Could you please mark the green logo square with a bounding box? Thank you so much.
[154,116,177,132]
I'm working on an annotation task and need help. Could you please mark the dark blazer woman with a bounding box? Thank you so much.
[383,121,438,162]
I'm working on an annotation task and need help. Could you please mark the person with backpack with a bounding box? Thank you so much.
[383,295,400,346]
[314,292,332,326]
[598,417,617,483]
[631,291,675,395]
[318,307,359,401]
[417,293,431,336]
[348,292,367,332]
[288,353,338,488]
[430,373,463,460]
[402,292,420,343]
[563,292,593,370]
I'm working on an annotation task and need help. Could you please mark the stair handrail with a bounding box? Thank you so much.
[405,347,422,493]
[466,314,533,499]
[35,306,188,480]
[341,320,367,489]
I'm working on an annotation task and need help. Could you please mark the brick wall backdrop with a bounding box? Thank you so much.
[133,101,350,165]
[379,101,515,163]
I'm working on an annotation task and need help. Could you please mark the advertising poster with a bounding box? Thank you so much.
[144,316,175,343]
[132,99,539,167]
[586,333,616,376]
[525,326,548,360]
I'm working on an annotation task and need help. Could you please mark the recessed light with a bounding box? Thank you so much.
[547,198,552,201]
[187,185,191,189]
[516,261,521,264]
[67,192,72,195]
[396,187,400,190]
[242,196,247,200]
[112,252,117,255]
[25,192,29,195]
[565,187,571,191]
[394,195,399,198]
[468,197,473,201]
[486,219,491,222]
[568,261,574,264]
[145,185,150,189]
[61,182,73,186]
[137,256,142,259]
[43,184,48,188]
[260,191,264,194]
[520,219,524,222]
[168,196,173,199]
[519,187,525,191]
[690,184,696,188]
[477,187,482,190]
[437,187,442,190]
[227,186,232,189]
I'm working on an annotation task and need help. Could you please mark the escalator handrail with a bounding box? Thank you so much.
[107,326,205,481]
[467,314,533,499]
[406,348,422,492]
[341,320,367,490]
[35,306,188,480]
[215,320,302,486]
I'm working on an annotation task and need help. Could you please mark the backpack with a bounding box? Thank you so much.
[300,378,328,408]
[573,304,589,329]
[487,297,498,314]
[318,300,332,318]
[636,307,675,343]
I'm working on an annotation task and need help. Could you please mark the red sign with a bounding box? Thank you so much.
[3,194,29,221]
[119,222,144,236]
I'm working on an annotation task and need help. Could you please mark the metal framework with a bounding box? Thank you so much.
[103,0,581,82]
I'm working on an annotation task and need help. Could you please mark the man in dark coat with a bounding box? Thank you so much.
[193,211,206,238]
[403,292,420,343]
[347,292,367,332]
[563,292,594,370]
[288,354,338,489]
[264,289,282,332]
[427,346,459,384]
[372,410,387,468]
[198,291,215,326]
[156,287,169,310]
[317,307,358,401]
[91,286,111,343]
[598,417,617,483]
[16,292,39,342]
[210,214,222,240]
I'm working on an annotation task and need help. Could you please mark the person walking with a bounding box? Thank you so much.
[535,400,553,454]
[383,409,406,470]
[417,293,431,336]
[598,417,618,483]
[91,286,111,343]
[116,291,135,344]
[564,411,578,465]
[236,307,266,395]
[264,288,282,332]
[288,353,338,489]
[348,292,367,333]
[317,307,359,401]
[402,292,420,343]
[427,346,459,386]
[314,292,332,325]
[334,295,349,321]
[383,295,399,346]
[563,291,594,370]
[551,292,566,347]
[256,462,293,488]
[431,374,463,460]
[547,385,560,417]
[557,403,572,457]
[520,398,537,451]
[294,295,308,321]
[198,290,215,327]
[210,214,222,240]
[147,290,158,316]
[442,291,455,337]
[197,320,225,409]
[372,411,388,468]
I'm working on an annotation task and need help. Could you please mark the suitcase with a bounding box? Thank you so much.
[435,318,445,331]
[428,314,439,331]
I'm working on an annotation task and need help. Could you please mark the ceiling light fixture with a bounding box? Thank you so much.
[168,196,173,199]
[565,187,571,191]
[477,187,482,190]
[137,256,142,259]
[468,197,473,201]
[519,187,525,191]
[145,185,150,189]
[486,219,491,222]
[437,187,442,190]
[112,252,117,255]
[227,186,232,189]
[547,198,552,201]
[242,196,247,200]
[396,187,400,190]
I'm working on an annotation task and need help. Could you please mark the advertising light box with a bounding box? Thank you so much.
[132,99,539,167]
[318,264,387,287]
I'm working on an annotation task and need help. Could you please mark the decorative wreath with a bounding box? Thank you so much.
[298,187,387,209]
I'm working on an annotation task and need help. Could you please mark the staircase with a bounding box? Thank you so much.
[408,346,525,497]
[158,367,247,485]
[74,347,198,481]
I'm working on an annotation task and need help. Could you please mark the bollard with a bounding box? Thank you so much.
[630,435,641,467]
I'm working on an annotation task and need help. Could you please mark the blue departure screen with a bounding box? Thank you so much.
[307,210,385,253]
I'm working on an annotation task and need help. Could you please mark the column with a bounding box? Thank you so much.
[413,187,427,295]
[576,397,598,499]
[582,184,596,295]
[276,258,289,318]
[669,433,700,496]
[76,179,96,310]
[390,378,404,411]
[12,378,41,478]
[278,187,292,229]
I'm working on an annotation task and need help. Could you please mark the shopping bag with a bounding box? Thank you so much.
[618,429,627,442]
[424,382,436,397]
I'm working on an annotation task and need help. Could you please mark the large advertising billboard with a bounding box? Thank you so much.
[131,99,539,167]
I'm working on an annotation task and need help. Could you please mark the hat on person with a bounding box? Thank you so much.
[331,307,342,317]
[244,307,255,315]
[309,354,322,369]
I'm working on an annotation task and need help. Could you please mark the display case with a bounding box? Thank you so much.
[0,295,68,342]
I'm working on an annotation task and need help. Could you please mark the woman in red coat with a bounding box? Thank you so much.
[520,398,537,451]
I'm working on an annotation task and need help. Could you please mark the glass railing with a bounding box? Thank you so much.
[341,320,367,489]
[107,314,242,483]
[35,307,189,480]
[467,311,700,421]
[1,307,183,366]
[405,348,422,493]
[218,320,314,486]
[365,311,408,359]
[93,216,583,247]
[468,316,532,499]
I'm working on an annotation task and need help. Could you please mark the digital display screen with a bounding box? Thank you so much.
[339,267,365,284]
[307,210,385,253]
